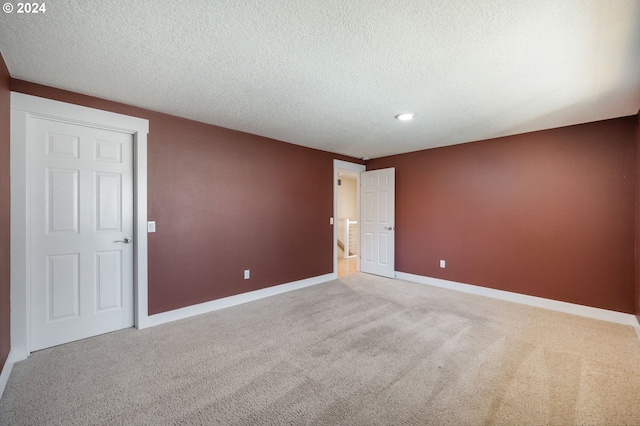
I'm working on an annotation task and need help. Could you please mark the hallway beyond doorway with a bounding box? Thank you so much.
[337,246,357,277]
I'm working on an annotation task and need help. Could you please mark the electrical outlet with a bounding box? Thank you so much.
[147,221,156,233]
[244,269,250,279]
[440,260,446,268]
[330,217,334,225]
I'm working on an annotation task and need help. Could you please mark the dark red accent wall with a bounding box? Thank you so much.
[11,79,361,315]
[368,118,636,313]
[636,111,640,323]
[0,53,11,373]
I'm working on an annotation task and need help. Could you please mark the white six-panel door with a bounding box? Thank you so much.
[30,117,134,351]
[360,168,395,278]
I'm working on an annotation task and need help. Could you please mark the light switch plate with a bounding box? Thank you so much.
[440,260,446,268]
[330,217,334,225]
[147,221,156,233]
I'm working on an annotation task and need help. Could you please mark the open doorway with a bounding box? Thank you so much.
[337,170,358,276]
[333,160,365,277]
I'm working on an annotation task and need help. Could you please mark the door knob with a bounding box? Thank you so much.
[384,226,394,231]
[114,237,132,244]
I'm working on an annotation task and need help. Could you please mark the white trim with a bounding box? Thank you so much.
[133,130,149,329]
[396,272,640,330]
[0,350,15,400]
[333,160,365,276]
[634,317,640,341]
[146,273,335,327]
[10,93,149,361]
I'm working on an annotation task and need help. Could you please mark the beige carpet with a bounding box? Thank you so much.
[1,273,640,425]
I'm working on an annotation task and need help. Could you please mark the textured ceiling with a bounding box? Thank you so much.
[1,0,639,159]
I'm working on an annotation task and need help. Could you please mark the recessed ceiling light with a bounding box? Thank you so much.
[395,113,415,121]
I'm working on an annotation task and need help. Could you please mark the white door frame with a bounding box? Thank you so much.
[10,93,150,361]
[333,159,365,276]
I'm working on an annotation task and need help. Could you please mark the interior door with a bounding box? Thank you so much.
[30,117,134,351]
[360,168,395,278]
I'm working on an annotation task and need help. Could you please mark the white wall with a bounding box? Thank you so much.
[337,176,357,247]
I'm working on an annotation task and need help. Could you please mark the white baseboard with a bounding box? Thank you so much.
[396,272,640,332]
[0,350,15,400]
[147,273,337,328]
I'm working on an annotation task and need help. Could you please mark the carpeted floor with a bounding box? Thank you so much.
[1,273,640,425]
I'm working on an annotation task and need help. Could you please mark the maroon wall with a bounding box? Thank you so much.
[12,80,361,315]
[0,53,10,372]
[368,118,636,313]
[8,79,638,318]
[636,111,640,323]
